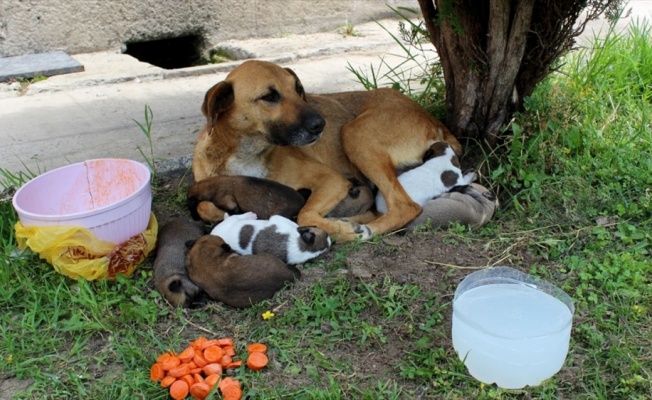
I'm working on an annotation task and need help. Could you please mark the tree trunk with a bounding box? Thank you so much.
[417,0,620,146]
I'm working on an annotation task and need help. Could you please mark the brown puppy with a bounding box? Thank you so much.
[405,183,499,232]
[192,60,461,241]
[298,178,374,219]
[187,175,306,223]
[153,219,207,308]
[185,235,300,308]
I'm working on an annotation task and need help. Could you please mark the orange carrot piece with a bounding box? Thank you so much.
[168,362,191,378]
[218,376,237,391]
[191,337,208,350]
[192,352,208,368]
[193,373,205,384]
[190,382,211,400]
[180,374,195,388]
[199,339,221,350]
[222,345,236,357]
[169,379,190,400]
[202,363,223,376]
[215,338,234,347]
[246,343,268,354]
[205,373,220,388]
[220,355,233,367]
[178,346,195,363]
[160,375,177,389]
[160,356,181,371]
[203,346,224,363]
[220,380,243,400]
[157,351,174,363]
[226,360,243,369]
[246,351,269,371]
[150,363,165,382]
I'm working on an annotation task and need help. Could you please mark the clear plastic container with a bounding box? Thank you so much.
[452,266,574,389]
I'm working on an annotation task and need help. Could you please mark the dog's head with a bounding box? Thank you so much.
[202,60,326,147]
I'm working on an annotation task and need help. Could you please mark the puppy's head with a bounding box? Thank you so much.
[186,235,233,265]
[202,60,326,147]
[160,274,207,308]
[297,226,332,252]
[423,142,459,167]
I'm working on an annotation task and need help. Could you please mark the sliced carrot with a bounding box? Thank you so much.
[160,356,182,371]
[199,339,221,350]
[157,351,175,363]
[246,351,268,371]
[168,362,191,378]
[226,360,243,369]
[218,376,238,391]
[150,363,165,382]
[191,336,208,350]
[190,382,211,400]
[215,338,234,347]
[192,352,208,368]
[202,363,223,376]
[220,379,242,400]
[169,379,190,400]
[203,346,224,363]
[160,375,177,389]
[179,374,195,388]
[193,373,205,384]
[178,346,195,363]
[189,367,202,375]
[205,373,220,388]
[220,354,233,367]
[246,343,268,354]
[222,345,236,357]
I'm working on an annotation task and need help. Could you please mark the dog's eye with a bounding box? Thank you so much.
[260,89,280,103]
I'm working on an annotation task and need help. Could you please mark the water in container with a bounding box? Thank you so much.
[452,267,574,389]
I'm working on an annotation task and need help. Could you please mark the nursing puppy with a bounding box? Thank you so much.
[406,183,499,232]
[210,212,331,264]
[187,175,306,223]
[375,142,476,214]
[299,178,375,218]
[186,235,299,308]
[153,219,207,308]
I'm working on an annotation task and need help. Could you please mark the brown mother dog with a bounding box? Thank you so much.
[193,60,461,241]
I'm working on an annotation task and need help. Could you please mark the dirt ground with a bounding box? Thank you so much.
[147,167,542,396]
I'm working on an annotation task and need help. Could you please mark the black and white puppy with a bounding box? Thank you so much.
[210,212,331,264]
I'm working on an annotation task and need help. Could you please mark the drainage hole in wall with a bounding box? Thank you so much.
[124,35,205,69]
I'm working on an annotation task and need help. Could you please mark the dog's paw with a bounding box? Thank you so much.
[340,219,372,240]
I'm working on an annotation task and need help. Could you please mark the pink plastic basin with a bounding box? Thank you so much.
[12,158,152,244]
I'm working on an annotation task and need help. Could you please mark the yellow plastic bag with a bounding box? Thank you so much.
[15,213,158,280]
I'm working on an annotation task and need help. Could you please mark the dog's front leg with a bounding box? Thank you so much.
[296,174,372,242]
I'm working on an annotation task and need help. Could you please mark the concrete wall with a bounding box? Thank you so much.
[0,0,417,57]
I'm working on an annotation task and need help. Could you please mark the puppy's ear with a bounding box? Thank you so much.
[284,68,306,101]
[187,196,201,220]
[482,191,497,201]
[221,243,232,252]
[201,81,235,133]
[298,227,316,245]
[168,279,183,293]
[185,239,196,249]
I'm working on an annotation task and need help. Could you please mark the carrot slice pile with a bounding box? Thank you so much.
[151,338,269,399]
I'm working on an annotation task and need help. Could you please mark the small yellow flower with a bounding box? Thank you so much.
[262,310,275,320]
[632,305,645,314]
[6,354,13,363]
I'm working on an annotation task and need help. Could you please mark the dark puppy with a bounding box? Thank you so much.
[187,175,306,223]
[406,183,499,232]
[298,178,375,218]
[153,219,207,308]
[185,235,300,308]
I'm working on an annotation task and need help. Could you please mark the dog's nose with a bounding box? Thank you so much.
[306,113,326,135]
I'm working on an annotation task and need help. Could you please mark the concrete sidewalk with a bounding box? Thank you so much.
[1,6,650,176]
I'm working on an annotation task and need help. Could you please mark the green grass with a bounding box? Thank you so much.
[1,17,651,400]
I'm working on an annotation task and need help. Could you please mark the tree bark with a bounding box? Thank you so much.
[417,0,620,146]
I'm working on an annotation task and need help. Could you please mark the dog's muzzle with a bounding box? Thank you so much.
[270,108,326,146]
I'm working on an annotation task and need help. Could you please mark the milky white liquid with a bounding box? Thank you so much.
[452,283,572,389]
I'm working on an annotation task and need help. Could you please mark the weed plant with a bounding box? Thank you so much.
[1,17,651,400]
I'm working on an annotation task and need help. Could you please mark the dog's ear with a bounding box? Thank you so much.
[298,227,316,245]
[187,196,201,220]
[168,279,183,293]
[284,68,306,101]
[201,81,235,133]
[221,243,232,252]
[185,239,197,249]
